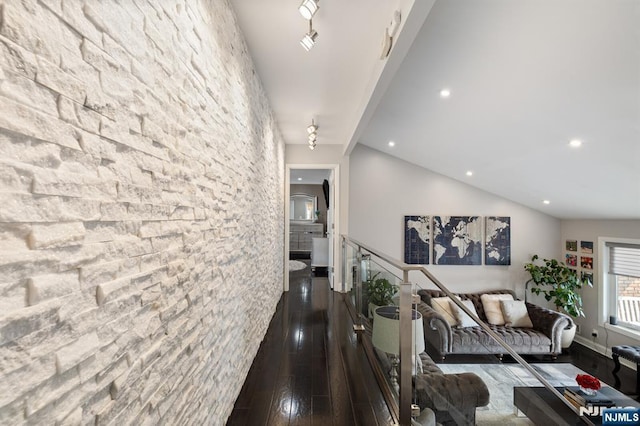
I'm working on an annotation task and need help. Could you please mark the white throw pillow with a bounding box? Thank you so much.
[500,300,534,328]
[449,299,480,328]
[480,294,514,325]
[430,297,458,326]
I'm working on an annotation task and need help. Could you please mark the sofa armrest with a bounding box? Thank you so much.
[414,371,490,424]
[526,302,573,354]
[416,301,453,356]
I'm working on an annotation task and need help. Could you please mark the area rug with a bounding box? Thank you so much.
[438,363,589,425]
[288,260,307,271]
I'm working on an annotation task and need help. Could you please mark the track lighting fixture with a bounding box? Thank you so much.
[307,120,318,134]
[306,119,318,150]
[300,20,318,51]
[298,0,319,20]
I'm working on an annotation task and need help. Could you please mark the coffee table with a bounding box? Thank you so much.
[514,386,640,426]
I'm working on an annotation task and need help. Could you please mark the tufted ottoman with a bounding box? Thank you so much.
[612,345,640,394]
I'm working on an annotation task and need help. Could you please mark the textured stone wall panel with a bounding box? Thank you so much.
[0,0,285,424]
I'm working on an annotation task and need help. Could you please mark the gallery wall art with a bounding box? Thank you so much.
[565,238,595,286]
[433,216,482,265]
[485,216,511,265]
[404,215,430,264]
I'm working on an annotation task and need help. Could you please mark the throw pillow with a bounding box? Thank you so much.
[480,294,514,325]
[449,299,480,328]
[500,300,534,328]
[430,297,458,326]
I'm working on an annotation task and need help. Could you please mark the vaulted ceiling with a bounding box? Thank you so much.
[231,0,640,219]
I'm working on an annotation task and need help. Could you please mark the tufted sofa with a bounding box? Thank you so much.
[413,352,489,425]
[416,289,573,359]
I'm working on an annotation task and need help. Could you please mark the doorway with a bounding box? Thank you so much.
[285,165,339,292]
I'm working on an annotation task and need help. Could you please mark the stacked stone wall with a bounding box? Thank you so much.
[0,0,284,424]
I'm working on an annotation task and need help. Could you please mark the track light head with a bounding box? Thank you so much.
[299,0,319,20]
[300,29,318,51]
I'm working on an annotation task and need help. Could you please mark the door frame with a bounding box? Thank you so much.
[285,163,340,292]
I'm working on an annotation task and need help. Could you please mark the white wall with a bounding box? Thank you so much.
[0,1,284,424]
[561,220,640,351]
[349,144,560,295]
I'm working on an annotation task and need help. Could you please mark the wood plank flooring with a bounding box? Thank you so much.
[227,262,392,426]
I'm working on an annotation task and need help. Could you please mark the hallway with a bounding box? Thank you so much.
[227,263,392,425]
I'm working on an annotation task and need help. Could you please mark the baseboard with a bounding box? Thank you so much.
[573,336,637,372]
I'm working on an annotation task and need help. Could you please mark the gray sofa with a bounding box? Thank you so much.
[416,289,573,359]
[413,352,490,425]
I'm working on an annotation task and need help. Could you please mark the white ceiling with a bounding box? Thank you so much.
[290,168,330,184]
[231,0,640,219]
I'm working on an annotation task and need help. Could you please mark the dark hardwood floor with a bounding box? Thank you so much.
[227,261,393,426]
[228,261,639,425]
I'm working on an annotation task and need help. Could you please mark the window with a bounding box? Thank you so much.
[604,240,640,332]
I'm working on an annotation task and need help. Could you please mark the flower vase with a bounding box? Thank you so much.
[580,386,597,396]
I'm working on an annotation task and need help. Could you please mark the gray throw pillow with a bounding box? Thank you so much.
[500,300,534,328]
[449,299,479,328]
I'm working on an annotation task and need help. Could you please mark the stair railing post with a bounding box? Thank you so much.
[398,274,412,425]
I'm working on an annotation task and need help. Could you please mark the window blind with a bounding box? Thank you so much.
[609,244,640,278]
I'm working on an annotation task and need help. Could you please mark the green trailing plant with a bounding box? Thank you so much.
[524,254,592,318]
[367,272,397,306]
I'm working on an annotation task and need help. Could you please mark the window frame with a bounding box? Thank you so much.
[598,237,640,338]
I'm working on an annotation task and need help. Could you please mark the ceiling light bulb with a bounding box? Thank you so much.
[300,30,318,51]
[440,88,451,98]
[388,141,395,147]
[569,139,582,148]
[298,0,319,20]
[309,143,316,150]
[307,123,318,134]
[297,177,302,181]
[466,171,473,177]
[308,133,317,143]
[543,200,551,205]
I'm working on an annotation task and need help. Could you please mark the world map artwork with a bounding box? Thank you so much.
[485,216,511,265]
[404,216,430,264]
[433,216,482,265]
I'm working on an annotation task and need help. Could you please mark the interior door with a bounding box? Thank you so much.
[327,170,335,289]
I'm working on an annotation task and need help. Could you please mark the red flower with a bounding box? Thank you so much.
[576,374,601,390]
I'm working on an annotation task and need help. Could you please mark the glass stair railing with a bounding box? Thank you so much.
[341,235,585,426]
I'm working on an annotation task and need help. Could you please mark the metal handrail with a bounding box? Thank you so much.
[342,235,582,425]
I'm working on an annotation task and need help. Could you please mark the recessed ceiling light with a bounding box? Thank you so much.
[388,141,395,147]
[543,200,551,205]
[297,177,302,181]
[569,139,582,148]
[440,88,451,98]
[466,171,473,177]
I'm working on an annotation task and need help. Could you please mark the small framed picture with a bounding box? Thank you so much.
[566,254,578,267]
[581,271,593,286]
[566,240,578,252]
[581,256,593,270]
[581,241,593,254]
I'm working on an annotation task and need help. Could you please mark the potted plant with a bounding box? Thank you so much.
[524,254,593,347]
[366,272,397,319]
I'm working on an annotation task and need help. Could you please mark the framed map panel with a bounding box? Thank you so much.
[404,215,430,264]
[432,216,482,265]
[485,216,511,265]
